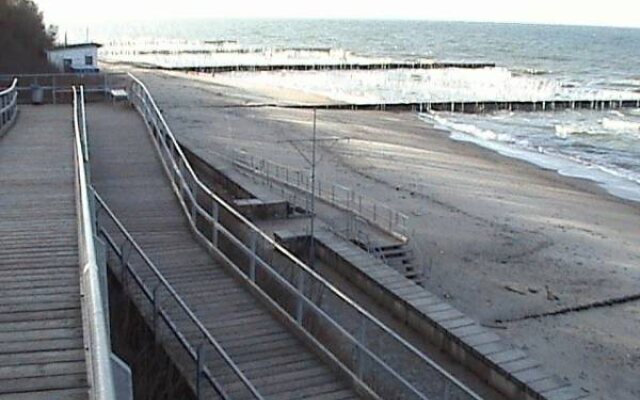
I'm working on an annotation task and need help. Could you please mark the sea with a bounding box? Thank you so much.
[66,19,640,201]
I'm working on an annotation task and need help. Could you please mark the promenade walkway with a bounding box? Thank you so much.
[88,102,360,399]
[0,106,89,399]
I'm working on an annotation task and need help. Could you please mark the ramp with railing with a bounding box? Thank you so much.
[81,72,484,400]
[0,84,115,398]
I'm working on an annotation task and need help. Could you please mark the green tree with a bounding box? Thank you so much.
[0,0,56,73]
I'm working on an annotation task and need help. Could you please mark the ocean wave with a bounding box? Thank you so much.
[554,118,640,139]
[513,68,550,76]
[601,118,640,134]
[554,123,600,138]
[608,79,640,88]
[422,115,640,202]
[426,114,514,142]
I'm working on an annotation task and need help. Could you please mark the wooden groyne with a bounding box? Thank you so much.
[285,98,640,114]
[170,61,496,73]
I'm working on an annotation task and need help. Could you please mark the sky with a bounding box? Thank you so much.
[36,0,640,28]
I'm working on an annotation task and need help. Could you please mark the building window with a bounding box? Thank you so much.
[63,58,72,72]
[85,55,93,66]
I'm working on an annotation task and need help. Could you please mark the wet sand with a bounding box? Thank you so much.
[134,69,640,400]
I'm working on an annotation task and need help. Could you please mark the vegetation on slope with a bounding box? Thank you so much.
[0,0,56,74]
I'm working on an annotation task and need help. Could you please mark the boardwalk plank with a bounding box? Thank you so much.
[89,102,358,399]
[0,106,88,398]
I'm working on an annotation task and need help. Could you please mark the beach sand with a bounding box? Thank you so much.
[133,68,640,400]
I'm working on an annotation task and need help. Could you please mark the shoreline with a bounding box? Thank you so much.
[421,112,640,205]
[156,68,640,206]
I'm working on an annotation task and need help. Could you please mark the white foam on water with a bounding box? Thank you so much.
[601,118,640,135]
[429,114,514,142]
[210,68,640,104]
[420,112,640,203]
[102,40,398,69]
[554,122,602,138]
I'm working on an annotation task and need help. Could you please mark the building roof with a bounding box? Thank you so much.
[49,43,103,52]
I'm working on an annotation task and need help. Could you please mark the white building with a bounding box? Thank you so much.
[47,43,102,73]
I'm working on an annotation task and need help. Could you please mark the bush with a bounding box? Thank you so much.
[0,0,56,74]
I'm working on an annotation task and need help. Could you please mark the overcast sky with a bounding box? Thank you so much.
[36,0,640,28]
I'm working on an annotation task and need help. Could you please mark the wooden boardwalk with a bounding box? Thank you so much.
[0,106,88,399]
[88,102,360,399]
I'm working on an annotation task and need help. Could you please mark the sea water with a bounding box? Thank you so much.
[66,19,640,201]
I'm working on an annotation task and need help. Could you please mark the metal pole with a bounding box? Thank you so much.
[309,109,317,269]
[249,230,257,281]
[153,285,161,346]
[196,344,205,399]
[211,201,219,247]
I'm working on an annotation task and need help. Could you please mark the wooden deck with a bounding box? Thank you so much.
[0,106,88,399]
[88,102,360,399]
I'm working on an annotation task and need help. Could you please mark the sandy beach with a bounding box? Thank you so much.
[132,68,640,400]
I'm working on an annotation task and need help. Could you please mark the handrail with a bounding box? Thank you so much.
[0,78,18,135]
[80,86,89,161]
[232,150,410,242]
[94,191,264,400]
[0,73,130,105]
[127,72,483,400]
[0,78,17,96]
[72,86,116,400]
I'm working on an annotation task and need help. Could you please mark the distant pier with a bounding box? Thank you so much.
[169,61,496,73]
[285,98,640,114]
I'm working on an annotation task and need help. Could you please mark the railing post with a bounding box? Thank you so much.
[357,315,367,379]
[266,163,271,188]
[296,270,304,323]
[177,158,185,195]
[196,344,205,400]
[249,230,257,281]
[52,75,56,104]
[211,200,219,247]
[190,183,197,224]
[119,243,130,285]
[389,209,393,231]
[153,284,161,346]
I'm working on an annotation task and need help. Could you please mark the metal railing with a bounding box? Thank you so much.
[127,72,483,400]
[72,86,116,400]
[0,73,130,104]
[94,192,264,400]
[232,150,410,243]
[0,78,18,135]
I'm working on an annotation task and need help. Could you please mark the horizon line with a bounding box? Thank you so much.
[49,16,640,31]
